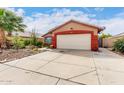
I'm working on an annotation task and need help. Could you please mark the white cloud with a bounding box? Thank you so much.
[24,8,124,35]
[16,8,25,17]
[100,17,124,35]
[115,12,124,17]
[24,8,95,34]
[94,7,104,12]
[4,7,25,17]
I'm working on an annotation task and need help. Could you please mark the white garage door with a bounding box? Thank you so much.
[57,34,91,50]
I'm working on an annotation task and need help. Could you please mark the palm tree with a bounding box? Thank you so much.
[0,8,26,50]
[1,9,26,36]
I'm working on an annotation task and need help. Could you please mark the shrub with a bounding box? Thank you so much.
[43,43,51,48]
[18,40,25,49]
[30,31,37,45]
[28,30,43,48]
[35,41,43,48]
[12,36,26,49]
[113,38,124,53]
[24,39,30,46]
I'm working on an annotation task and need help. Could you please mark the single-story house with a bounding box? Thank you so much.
[42,20,105,51]
[12,32,43,42]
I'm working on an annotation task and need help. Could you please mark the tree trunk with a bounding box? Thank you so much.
[7,31,12,36]
[0,28,6,49]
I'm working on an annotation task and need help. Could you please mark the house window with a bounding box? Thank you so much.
[45,37,52,44]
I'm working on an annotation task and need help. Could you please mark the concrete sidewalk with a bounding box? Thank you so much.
[0,48,124,85]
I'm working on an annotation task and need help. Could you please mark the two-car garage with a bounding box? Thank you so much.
[57,34,91,50]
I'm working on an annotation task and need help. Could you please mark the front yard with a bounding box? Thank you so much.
[0,49,44,63]
[0,8,46,63]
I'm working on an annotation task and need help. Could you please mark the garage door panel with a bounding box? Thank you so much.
[57,34,91,50]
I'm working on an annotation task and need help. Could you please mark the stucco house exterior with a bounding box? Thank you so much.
[42,20,104,51]
[103,32,124,48]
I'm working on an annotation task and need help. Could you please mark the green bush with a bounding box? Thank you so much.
[35,41,43,48]
[113,38,124,53]
[28,30,43,48]
[12,36,26,49]
[99,33,112,39]
[30,31,37,45]
[24,39,30,46]
[12,29,44,49]
[18,40,25,49]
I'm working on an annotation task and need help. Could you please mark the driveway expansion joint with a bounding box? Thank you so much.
[92,52,101,85]
[0,64,13,72]
[2,63,85,85]
[55,78,60,85]
[53,61,95,69]
[35,54,64,71]
[96,67,124,74]
[67,70,96,80]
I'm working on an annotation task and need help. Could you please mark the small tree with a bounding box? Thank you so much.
[30,29,37,45]
[99,33,112,39]
[28,29,43,48]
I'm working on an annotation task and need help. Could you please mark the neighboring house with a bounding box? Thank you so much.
[42,20,104,51]
[103,32,124,48]
[12,32,43,42]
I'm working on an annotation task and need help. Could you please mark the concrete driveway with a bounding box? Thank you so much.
[0,48,124,85]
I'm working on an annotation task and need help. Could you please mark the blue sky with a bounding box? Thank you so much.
[16,7,124,19]
[15,7,124,19]
[5,7,124,35]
